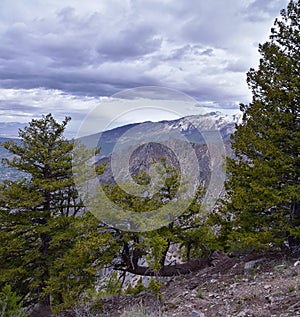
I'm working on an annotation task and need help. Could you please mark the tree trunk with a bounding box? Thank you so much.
[288,200,300,247]
[123,256,211,277]
[38,232,51,306]
[292,200,300,225]
[29,302,54,317]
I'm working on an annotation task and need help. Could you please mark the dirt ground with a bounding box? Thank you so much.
[100,251,300,317]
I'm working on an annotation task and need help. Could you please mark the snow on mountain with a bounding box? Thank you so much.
[93,111,239,190]
[0,111,240,183]
[170,111,241,134]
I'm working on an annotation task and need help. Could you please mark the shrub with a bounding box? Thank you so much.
[0,285,27,317]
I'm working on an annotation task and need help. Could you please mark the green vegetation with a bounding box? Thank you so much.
[0,1,299,315]
[0,114,218,312]
[95,180,218,278]
[0,114,78,306]
[215,0,300,253]
[0,114,100,311]
[126,277,146,296]
[148,278,162,298]
[288,285,295,292]
[0,284,27,317]
[197,289,204,299]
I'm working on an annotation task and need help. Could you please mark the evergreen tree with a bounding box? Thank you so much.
[219,0,300,252]
[0,114,85,308]
[44,157,219,313]
[70,164,219,280]
[0,284,26,317]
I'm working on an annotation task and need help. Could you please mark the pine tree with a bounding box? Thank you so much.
[219,0,300,252]
[0,114,85,308]
[0,284,26,317]
[80,166,219,278]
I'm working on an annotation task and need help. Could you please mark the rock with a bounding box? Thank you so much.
[209,250,230,267]
[244,258,266,270]
[191,310,204,317]
[265,295,273,303]
[29,304,54,317]
[188,281,199,290]
[101,252,300,317]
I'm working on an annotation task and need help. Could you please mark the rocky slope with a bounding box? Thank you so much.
[94,111,237,188]
[81,111,240,157]
[99,251,300,317]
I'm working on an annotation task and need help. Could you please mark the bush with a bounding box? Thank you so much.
[149,279,162,298]
[126,277,146,296]
[0,285,27,317]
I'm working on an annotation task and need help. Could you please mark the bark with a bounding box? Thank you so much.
[29,303,54,317]
[122,256,211,277]
[288,200,300,247]
[292,200,300,225]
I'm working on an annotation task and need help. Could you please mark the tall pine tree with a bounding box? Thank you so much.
[0,114,85,309]
[220,0,300,252]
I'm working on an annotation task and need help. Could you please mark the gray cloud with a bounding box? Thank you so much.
[163,45,215,61]
[225,59,250,73]
[0,0,290,115]
[96,25,162,61]
[241,0,285,22]
[0,100,38,113]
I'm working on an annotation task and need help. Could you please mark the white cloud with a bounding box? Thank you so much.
[0,0,289,125]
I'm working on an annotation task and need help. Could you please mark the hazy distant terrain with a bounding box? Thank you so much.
[0,112,238,183]
[0,137,27,183]
[0,122,27,138]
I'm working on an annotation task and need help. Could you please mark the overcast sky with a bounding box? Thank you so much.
[0,0,289,135]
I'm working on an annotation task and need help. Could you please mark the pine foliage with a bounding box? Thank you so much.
[0,114,86,307]
[219,0,300,252]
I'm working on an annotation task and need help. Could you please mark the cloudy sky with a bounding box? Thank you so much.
[0,0,289,136]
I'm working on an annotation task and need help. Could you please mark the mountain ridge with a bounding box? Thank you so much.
[0,111,239,183]
[82,111,240,158]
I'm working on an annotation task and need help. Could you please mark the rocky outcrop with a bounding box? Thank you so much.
[100,251,300,317]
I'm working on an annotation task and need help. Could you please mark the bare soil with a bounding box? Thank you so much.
[100,251,300,317]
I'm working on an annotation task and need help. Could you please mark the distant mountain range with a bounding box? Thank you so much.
[0,137,25,182]
[80,112,239,187]
[80,111,240,156]
[0,122,27,138]
[0,111,240,184]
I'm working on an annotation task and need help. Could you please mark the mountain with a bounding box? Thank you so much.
[78,111,239,204]
[0,137,26,183]
[0,122,27,138]
[82,111,240,157]
[0,122,27,183]
[0,111,240,184]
